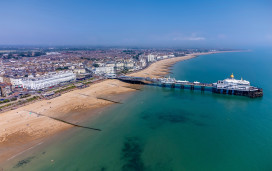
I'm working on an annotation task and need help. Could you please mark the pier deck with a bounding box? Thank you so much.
[117,76,263,98]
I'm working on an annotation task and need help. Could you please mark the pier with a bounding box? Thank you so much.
[117,75,263,98]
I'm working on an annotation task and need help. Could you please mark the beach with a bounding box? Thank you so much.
[0,52,218,164]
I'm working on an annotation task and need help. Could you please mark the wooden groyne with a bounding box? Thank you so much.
[77,93,91,97]
[26,110,101,131]
[121,86,142,91]
[96,97,122,104]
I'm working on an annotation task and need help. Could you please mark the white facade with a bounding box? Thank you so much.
[46,52,60,55]
[162,55,168,59]
[21,71,76,90]
[105,63,115,67]
[125,62,134,69]
[115,62,125,71]
[139,58,147,68]
[213,75,252,91]
[73,68,86,74]
[147,54,156,62]
[10,77,23,86]
[93,66,115,75]
[222,78,250,85]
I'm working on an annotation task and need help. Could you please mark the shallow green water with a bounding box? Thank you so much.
[4,49,272,171]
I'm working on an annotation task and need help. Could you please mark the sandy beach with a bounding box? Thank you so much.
[0,51,220,164]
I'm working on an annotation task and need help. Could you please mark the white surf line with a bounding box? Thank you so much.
[7,142,44,161]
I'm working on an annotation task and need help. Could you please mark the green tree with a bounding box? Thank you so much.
[93,63,99,67]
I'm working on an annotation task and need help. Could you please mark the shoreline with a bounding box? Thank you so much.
[0,51,233,164]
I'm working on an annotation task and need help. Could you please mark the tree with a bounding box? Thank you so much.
[93,63,99,67]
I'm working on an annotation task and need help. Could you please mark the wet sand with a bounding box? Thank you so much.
[0,51,222,164]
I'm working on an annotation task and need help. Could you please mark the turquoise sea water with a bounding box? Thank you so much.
[3,49,272,171]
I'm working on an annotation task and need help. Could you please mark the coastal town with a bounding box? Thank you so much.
[0,47,219,112]
[0,0,270,170]
[0,48,220,164]
[3,47,264,169]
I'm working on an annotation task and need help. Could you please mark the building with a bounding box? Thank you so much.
[146,54,156,62]
[93,66,115,75]
[46,52,60,55]
[105,62,115,68]
[10,77,23,87]
[212,74,251,90]
[115,62,125,71]
[0,83,12,97]
[0,75,24,87]
[0,75,3,83]
[20,71,76,90]
[124,62,134,69]
[73,68,86,74]
[139,58,147,68]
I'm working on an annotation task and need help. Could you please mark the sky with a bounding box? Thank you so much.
[0,0,272,48]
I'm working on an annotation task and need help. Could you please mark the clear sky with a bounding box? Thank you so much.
[0,0,271,48]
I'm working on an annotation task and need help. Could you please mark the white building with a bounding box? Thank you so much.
[156,56,163,60]
[93,66,115,75]
[0,76,3,83]
[21,71,76,90]
[147,54,156,62]
[162,55,169,59]
[124,62,134,69]
[46,52,60,55]
[105,62,115,68]
[10,77,23,86]
[115,62,125,71]
[139,58,147,68]
[213,74,252,91]
[73,68,86,74]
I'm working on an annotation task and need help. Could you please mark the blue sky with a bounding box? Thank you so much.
[0,0,271,48]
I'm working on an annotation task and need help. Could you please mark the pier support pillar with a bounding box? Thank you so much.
[190,85,194,90]
[201,86,205,91]
[171,84,175,88]
[228,90,233,95]
[180,85,184,89]
[212,88,216,93]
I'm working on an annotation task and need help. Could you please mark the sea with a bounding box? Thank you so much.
[3,49,272,171]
